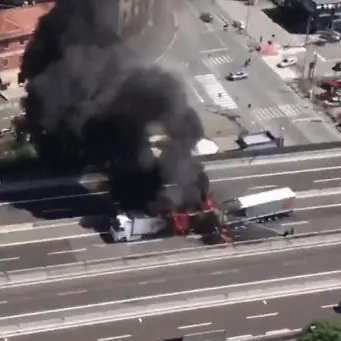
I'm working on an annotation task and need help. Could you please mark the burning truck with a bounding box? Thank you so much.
[108,134,230,243]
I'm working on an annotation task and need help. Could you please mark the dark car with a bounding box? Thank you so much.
[200,12,213,23]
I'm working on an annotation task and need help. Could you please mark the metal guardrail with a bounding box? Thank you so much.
[0,271,336,338]
[2,229,341,287]
[198,141,341,162]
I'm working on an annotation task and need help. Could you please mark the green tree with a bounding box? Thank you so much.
[298,320,341,341]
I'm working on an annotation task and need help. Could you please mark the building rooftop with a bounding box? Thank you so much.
[0,2,54,41]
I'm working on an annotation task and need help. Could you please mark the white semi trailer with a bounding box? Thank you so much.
[229,187,296,222]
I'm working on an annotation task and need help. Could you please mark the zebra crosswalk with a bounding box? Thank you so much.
[251,104,302,121]
[202,54,233,68]
[195,74,238,110]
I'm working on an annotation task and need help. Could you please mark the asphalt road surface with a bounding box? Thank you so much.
[1,153,341,223]
[1,244,340,315]
[8,289,341,341]
[0,189,340,271]
[159,0,340,144]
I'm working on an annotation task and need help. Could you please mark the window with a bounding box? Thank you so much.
[2,59,8,67]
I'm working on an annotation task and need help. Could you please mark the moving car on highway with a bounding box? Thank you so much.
[277,56,297,68]
[226,70,248,81]
[200,12,213,23]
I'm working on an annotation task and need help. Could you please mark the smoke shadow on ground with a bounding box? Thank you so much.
[0,179,114,243]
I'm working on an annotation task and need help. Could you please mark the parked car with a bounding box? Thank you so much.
[319,30,341,43]
[277,56,297,68]
[226,70,248,81]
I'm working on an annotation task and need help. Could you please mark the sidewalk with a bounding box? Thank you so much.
[216,0,304,48]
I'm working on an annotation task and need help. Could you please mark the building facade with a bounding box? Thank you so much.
[0,0,154,71]
[0,2,54,71]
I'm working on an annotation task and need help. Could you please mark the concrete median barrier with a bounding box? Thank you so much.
[0,270,340,338]
[3,230,341,288]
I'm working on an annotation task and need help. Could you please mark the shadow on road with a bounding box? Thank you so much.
[0,179,113,243]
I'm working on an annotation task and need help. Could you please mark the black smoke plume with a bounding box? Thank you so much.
[21,0,206,211]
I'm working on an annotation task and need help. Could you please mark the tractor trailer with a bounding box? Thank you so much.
[228,187,296,222]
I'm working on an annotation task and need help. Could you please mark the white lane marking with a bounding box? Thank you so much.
[266,329,290,335]
[0,191,108,207]
[282,260,305,266]
[188,81,205,103]
[93,244,108,248]
[0,301,7,305]
[263,300,267,305]
[281,221,309,226]
[98,335,132,341]
[178,322,212,330]
[228,335,253,341]
[210,269,240,275]
[129,239,163,245]
[0,221,80,234]
[3,270,340,321]
[314,177,341,183]
[0,257,20,262]
[138,279,167,285]
[246,312,279,319]
[0,232,110,248]
[200,48,229,53]
[3,165,341,208]
[210,165,341,182]
[153,12,178,64]
[57,289,88,297]
[248,185,277,190]
[42,208,72,213]
[316,53,326,62]
[185,329,225,337]
[296,203,341,211]
[321,304,337,309]
[47,248,87,256]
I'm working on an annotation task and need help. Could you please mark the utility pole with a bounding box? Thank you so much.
[245,4,251,32]
[308,51,318,94]
[302,16,312,78]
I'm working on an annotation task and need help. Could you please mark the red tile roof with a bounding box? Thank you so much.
[0,2,54,41]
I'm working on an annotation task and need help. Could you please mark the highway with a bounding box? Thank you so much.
[6,288,341,341]
[0,244,340,315]
[156,0,341,145]
[0,189,340,271]
[3,153,341,223]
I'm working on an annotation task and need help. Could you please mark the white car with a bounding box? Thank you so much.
[277,57,297,68]
[226,71,248,81]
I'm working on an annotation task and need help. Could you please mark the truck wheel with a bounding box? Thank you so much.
[121,237,127,243]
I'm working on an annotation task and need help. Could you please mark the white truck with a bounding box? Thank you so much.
[109,212,167,242]
[229,187,295,222]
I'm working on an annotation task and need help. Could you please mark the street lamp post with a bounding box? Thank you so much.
[245,5,251,33]
[302,16,312,78]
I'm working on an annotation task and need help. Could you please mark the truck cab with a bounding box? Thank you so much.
[109,212,166,242]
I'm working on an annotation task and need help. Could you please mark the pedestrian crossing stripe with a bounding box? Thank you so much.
[202,55,233,68]
[252,104,302,121]
[195,74,238,109]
